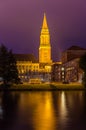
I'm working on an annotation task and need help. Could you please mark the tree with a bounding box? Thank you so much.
[0,44,19,85]
[79,53,86,86]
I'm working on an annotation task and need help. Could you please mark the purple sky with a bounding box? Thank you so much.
[0,0,86,61]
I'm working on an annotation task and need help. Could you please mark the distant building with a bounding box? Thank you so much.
[51,45,86,83]
[14,54,39,81]
[15,13,52,82]
[39,13,52,63]
[61,46,86,82]
[62,45,86,63]
[51,62,62,82]
[14,14,86,83]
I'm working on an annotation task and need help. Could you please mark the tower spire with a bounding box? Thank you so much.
[42,13,48,29]
[39,13,52,63]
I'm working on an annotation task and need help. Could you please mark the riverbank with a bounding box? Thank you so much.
[0,82,85,91]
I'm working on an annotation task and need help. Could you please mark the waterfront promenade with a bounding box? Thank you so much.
[0,82,84,91]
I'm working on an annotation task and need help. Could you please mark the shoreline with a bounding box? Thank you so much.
[0,83,86,91]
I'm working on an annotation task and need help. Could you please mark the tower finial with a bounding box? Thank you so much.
[42,13,48,29]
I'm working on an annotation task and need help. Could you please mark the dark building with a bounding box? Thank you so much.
[61,46,86,82]
[51,62,62,82]
[62,46,86,63]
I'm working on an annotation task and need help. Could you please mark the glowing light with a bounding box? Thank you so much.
[32,93,56,130]
[39,13,52,63]
[59,92,68,124]
[42,13,48,29]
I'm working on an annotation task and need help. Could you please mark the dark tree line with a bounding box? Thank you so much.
[79,53,86,87]
[0,44,19,85]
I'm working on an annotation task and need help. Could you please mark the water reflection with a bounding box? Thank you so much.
[0,92,20,130]
[0,91,86,130]
[0,94,3,120]
[32,93,56,130]
[18,92,56,130]
[59,92,68,124]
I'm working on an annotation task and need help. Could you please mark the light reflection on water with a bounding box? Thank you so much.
[0,91,86,130]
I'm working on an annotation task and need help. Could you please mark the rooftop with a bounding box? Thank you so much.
[67,45,86,50]
[14,54,38,63]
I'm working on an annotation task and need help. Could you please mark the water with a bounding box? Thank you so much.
[0,91,86,130]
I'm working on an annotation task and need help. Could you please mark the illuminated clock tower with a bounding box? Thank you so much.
[39,13,52,63]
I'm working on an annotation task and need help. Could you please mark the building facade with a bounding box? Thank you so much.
[15,13,52,82]
[61,46,86,63]
[39,13,52,63]
[14,14,86,83]
[51,62,62,82]
[14,54,39,82]
[61,46,86,82]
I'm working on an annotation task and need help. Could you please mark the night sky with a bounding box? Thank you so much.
[0,0,86,61]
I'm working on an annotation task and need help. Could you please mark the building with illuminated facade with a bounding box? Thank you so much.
[39,13,52,63]
[61,46,86,82]
[15,13,53,82]
[14,13,86,83]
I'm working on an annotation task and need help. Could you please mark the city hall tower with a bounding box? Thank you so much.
[39,13,52,63]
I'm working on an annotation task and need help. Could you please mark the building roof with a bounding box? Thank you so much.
[14,54,38,63]
[67,45,86,50]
